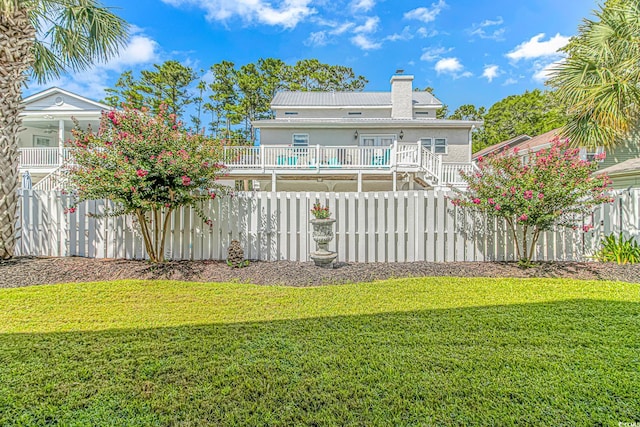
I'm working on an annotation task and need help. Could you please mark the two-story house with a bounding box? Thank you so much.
[19,76,481,193]
[224,73,480,192]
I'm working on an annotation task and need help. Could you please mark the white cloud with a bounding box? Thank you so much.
[104,35,159,71]
[305,31,328,46]
[506,33,570,61]
[417,27,439,38]
[351,34,382,50]
[331,22,355,35]
[482,64,500,82]
[468,16,505,41]
[404,0,446,23]
[351,0,375,12]
[385,26,413,42]
[434,57,472,79]
[435,57,462,74]
[533,58,565,82]
[503,77,518,86]
[160,0,316,29]
[354,16,379,34]
[420,46,451,62]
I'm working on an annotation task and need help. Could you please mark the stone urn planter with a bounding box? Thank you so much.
[310,218,337,268]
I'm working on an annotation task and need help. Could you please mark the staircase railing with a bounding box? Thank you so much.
[33,166,67,191]
[419,146,442,184]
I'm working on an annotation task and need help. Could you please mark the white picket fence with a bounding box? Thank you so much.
[15,189,640,262]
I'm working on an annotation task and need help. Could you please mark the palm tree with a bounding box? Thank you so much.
[0,0,128,259]
[548,0,640,148]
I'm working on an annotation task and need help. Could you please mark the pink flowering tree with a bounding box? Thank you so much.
[452,137,612,264]
[66,106,227,263]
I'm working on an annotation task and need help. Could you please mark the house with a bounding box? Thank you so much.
[17,87,108,190]
[229,73,480,192]
[473,128,640,189]
[18,78,481,193]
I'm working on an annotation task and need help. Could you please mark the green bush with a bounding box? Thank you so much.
[596,233,640,264]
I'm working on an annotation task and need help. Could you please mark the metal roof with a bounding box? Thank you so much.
[254,118,480,128]
[271,91,442,107]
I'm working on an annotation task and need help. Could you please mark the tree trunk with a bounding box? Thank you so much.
[0,8,35,259]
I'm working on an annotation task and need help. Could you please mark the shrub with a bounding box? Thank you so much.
[452,137,612,265]
[66,106,227,263]
[596,233,640,264]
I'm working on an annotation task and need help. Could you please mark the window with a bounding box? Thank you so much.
[415,111,429,116]
[579,146,605,162]
[292,134,309,147]
[420,138,447,154]
[348,112,362,116]
[33,135,52,147]
[360,135,396,147]
[284,112,298,116]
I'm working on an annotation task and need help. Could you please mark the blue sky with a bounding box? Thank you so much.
[31,0,600,112]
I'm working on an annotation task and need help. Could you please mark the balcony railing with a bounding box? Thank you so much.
[18,148,71,168]
[223,144,424,170]
[222,144,474,186]
[18,144,474,188]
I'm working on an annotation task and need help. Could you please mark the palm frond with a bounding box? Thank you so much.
[548,0,640,148]
[27,0,129,83]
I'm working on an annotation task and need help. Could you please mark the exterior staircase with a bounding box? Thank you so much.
[32,165,68,191]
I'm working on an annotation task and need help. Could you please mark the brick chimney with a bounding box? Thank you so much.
[390,74,414,119]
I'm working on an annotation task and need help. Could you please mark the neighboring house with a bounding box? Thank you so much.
[18,87,108,189]
[227,73,480,192]
[473,128,640,189]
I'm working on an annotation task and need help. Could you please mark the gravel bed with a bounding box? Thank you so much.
[0,257,638,288]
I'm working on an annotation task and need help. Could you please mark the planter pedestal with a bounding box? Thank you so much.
[310,218,337,268]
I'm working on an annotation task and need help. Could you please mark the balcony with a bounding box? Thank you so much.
[18,148,72,169]
[223,144,475,187]
[18,144,475,190]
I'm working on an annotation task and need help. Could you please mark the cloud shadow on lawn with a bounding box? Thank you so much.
[0,299,638,425]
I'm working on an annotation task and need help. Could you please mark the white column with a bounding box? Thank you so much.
[271,171,277,192]
[357,172,363,192]
[58,119,65,166]
[392,171,397,191]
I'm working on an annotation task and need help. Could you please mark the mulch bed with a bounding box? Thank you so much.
[0,257,638,288]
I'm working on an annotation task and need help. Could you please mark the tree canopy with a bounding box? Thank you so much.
[472,90,568,153]
[104,60,198,118]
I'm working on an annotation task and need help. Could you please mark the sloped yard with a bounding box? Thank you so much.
[0,278,638,425]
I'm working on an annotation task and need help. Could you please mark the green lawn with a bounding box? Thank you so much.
[0,278,638,426]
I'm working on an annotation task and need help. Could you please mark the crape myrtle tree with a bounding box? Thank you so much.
[0,0,128,259]
[452,137,612,265]
[66,106,227,263]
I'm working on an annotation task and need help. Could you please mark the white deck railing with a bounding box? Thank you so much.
[441,163,479,186]
[224,145,399,170]
[18,148,71,168]
[18,144,474,188]
[224,144,473,186]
